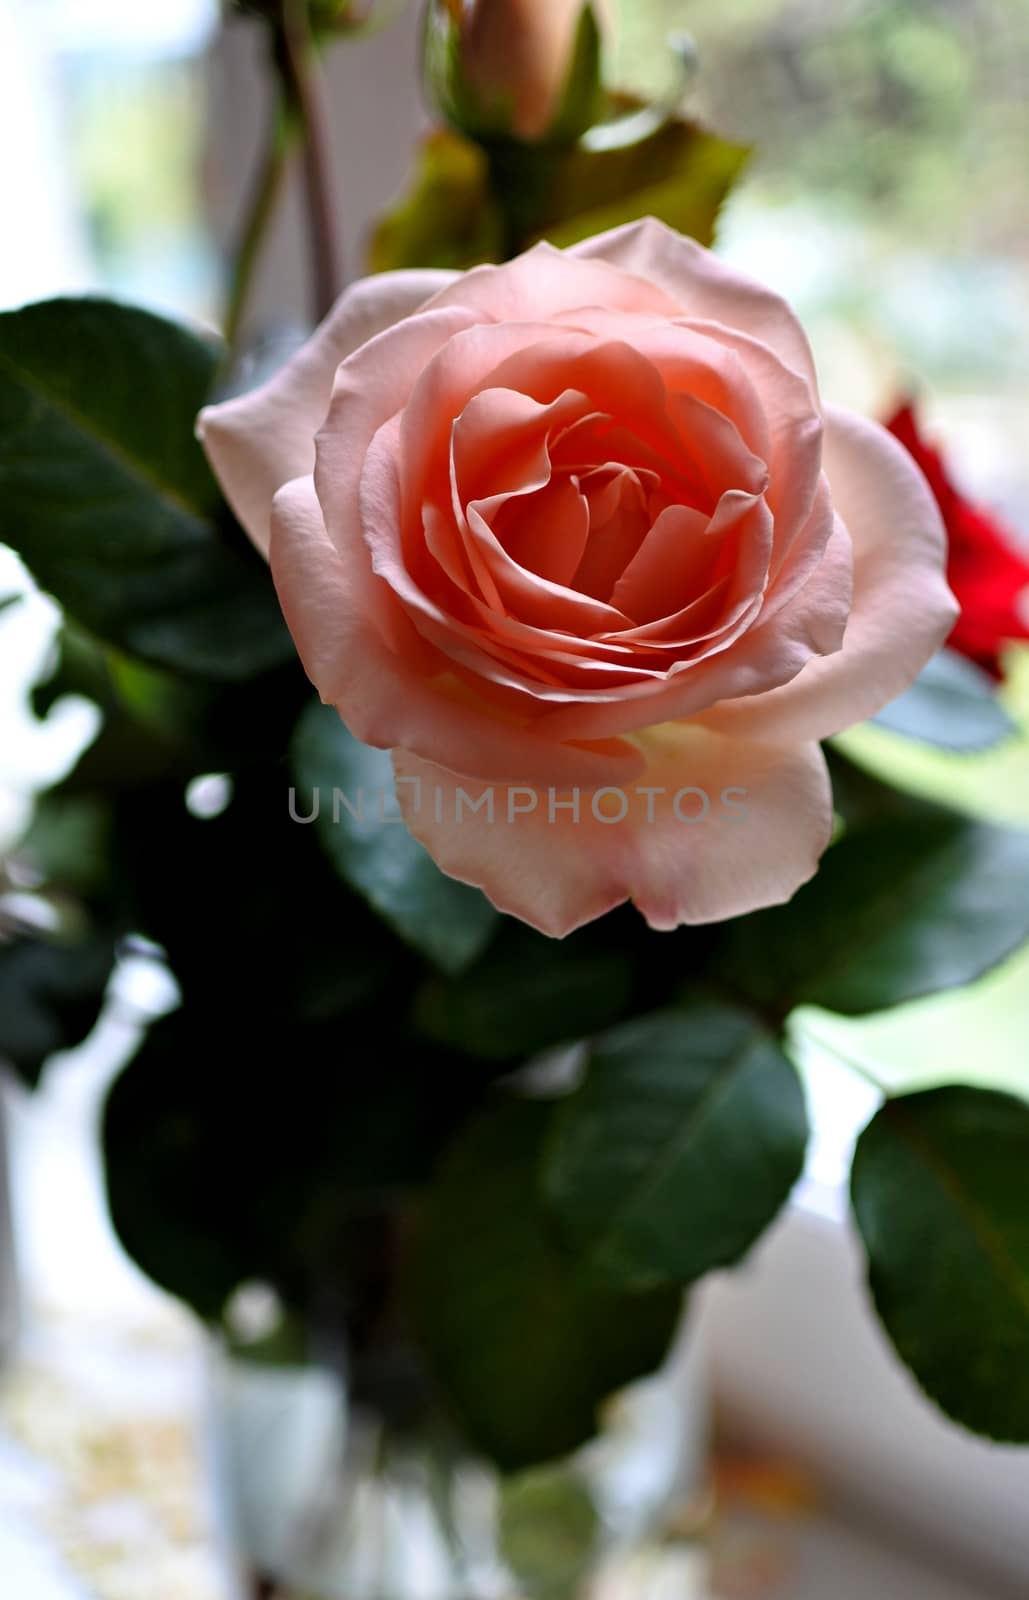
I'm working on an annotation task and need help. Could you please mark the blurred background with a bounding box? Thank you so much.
[2,1,1029,1596]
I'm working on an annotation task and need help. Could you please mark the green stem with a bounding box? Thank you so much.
[278,0,345,321]
[223,86,297,347]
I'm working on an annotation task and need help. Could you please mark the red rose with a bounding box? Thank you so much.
[886,402,1029,678]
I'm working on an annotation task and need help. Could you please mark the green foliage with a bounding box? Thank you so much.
[411,1098,683,1471]
[370,109,748,272]
[873,651,1016,751]
[0,298,292,681]
[718,814,1029,1018]
[415,920,634,1062]
[367,132,504,273]
[291,700,498,976]
[0,931,115,1090]
[543,1002,807,1291]
[103,1004,503,1326]
[512,110,749,252]
[852,1087,1029,1442]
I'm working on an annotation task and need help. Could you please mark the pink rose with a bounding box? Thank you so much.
[198,220,956,937]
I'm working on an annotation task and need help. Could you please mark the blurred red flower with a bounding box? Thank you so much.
[887,401,1029,678]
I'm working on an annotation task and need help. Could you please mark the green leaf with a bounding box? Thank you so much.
[17,794,114,905]
[368,131,505,273]
[542,1002,807,1290]
[291,699,498,976]
[823,746,942,830]
[718,814,1029,1018]
[415,921,633,1061]
[104,1005,502,1323]
[852,1086,1029,1443]
[412,1097,682,1471]
[489,108,749,253]
[104,1011,263,1321]
[112,764,400,1023]
[873,650,1016,751]
[0,931,115,1088]
[0,298,292,681]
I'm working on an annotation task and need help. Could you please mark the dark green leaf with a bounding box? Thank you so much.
[852,1087,1029,1443]
[291,700,498,976]
[412,1098,682,1472]
[33,617,311,796]
[824,745,943,830]
[112,765,398,1023]
[719,815,1029,1018]
[104,1011,265,1321]
[104,1006,502,1323]
[0,298,292,680]
[543,1002,807,1290]
[0,932,115,1088]
[873,650,1016,751]
[415,921,633,1061]
[17,794,114,905]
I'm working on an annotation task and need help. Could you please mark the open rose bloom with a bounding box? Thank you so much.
[199,220,956,937]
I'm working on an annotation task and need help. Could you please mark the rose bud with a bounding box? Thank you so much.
[424,0,612,144]
[886,401,1029,679]
[198,221,956,938]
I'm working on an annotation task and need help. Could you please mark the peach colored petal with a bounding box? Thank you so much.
[399,326,685,533]
[466,487,630,633]
[561,307,773,466]
[675,319,826,586]
[392,728,833,937]
[611,492,771,632]
[571,218,820,400]
[364,416,638,670]
[533,513,853,734]
[699,407,958,743]
[197,269,457,555]
[369,502,848,716]
[487,478,591,589]
[314,301,483,575]
[571,466,657,599]
[623,729,833,929]
[391,750,629,937]
[420,240,682,326]
[582,316,826,591]
[270,475,645,792]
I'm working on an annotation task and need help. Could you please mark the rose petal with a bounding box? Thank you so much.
[534,513,853,734]
[572,218,821,401]
[699,406,958,742]
[198,269,457,555]
[270,475,645,791]
[420,240,682,326]
[392,728,833,936]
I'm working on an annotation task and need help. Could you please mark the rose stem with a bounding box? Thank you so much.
[223,79,297,347]
[277,0,346,322]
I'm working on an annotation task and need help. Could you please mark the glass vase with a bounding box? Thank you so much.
[207,1305,711,1600]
